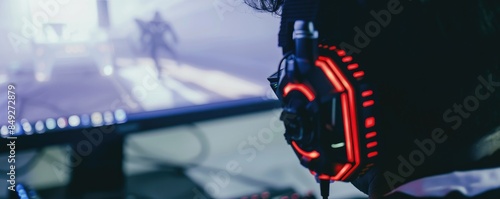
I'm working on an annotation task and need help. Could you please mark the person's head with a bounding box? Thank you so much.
[246,0,500,197]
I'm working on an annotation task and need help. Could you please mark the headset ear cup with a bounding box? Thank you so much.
[281,105,316,146]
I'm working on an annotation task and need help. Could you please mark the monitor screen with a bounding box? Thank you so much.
[0,0,281,137]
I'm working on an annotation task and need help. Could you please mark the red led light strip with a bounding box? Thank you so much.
[316,61,345,92]
[336,50,346,56]
[341,93,354,162]
[361,90,373,97]
[367,151,378,158]
[316,163,353,181]
[317,56,361,181]
[325,57,361,180]
[319,174,330,180]
[331,163,352,180]
[342,56,353,63]
[291,141,320,159]
[283,83,316,101]
[366,131,377,139]
[363,100,374,107]
[353,71,365,78]
[366,141,378,148]
[347,63,359,70]
[365,117,375,128]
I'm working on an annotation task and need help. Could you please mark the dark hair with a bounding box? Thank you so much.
[245,0,500,37]
[244,0,284,14]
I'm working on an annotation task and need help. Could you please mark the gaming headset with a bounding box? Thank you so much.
[267,1,380,198]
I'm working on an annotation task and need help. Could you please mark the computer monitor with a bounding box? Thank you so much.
[0,0,282,151]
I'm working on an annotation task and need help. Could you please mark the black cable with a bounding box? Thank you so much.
[277,51,293,83]
[320,180,330,199]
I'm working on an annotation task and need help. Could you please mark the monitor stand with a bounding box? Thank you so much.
[66,133,125,199]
